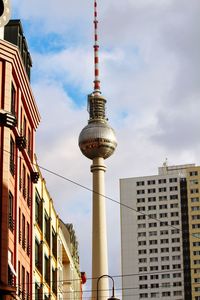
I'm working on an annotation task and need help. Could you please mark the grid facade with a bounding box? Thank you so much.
[120,164,200,300]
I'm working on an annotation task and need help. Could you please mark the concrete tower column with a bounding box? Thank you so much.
[91,157,109,299]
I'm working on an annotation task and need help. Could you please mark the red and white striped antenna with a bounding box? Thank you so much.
[93,0,101,94]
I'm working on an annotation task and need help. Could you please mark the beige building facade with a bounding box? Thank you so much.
[33,162,83,300]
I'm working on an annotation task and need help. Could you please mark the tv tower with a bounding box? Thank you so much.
[78,0,117,298]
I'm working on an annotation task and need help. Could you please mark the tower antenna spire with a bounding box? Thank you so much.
[93,0,101,94]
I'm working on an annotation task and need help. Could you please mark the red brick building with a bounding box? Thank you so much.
[0,20,40,299]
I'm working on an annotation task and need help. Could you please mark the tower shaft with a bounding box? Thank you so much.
[91,157,109,299]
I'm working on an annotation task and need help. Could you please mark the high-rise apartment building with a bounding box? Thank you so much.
[0,20,40,299]
[120,164,200,300]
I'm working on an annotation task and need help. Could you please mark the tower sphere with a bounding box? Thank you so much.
[79,122,117,160]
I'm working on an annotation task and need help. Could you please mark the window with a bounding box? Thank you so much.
[173,264,181,269]
[171,220,179,225]
[27,174,31,207]
[27,128,31,157]
[158,179,166,184]
[172,247,180,252]
[194,260,200,265]
[160,239,169,244]
[22,266,25,298]
[159,195,167,201]
[137,190,145,195]
[150,257,158,262]
[190,179,198,185]
[170,203,178,208]
[192,215,200,220]
[148,197,156,202]
[11,84,16,115]
[138,241,146,246]
[148,188,156,193]
[192,206,200,211]
[149,249,158,254]
[19,208,21,243]
[194,251,200,255]
[147,180,155,185]
[162,265,170,270]
[139,267,147,272]
[44,213,50,243]
[35,283,40,300]
[10,137,15,176]
[52,228,57,258]
[170,194,178,200]
[191,188,199,194]
[138,206,145,212]
[8,191,14,232]
[169,178,177,183]
[170,186,178,191]
[22,165,26,198]
[171,229,179,234]
[173,282,182,286]
[148,206,156,211]
[159,213,168,218]
[190,171,198,176]
[44,256,50,284]
[159,204,167,209]
[150,283,159,288]
[149,240,157,245]
[137,181,145,186]
[159,187,166,192]
[191,197,199,202]
[137,198,145,203]
[149,214,157,220]
[172,238,180,243]
[35,239,40,268]
[161,256,169,261]
[52,268,57,294]
[139,258,147,263]
[27,222,30,256]
[172,255,181,260]
[139,276,148,281]
[149,231,157,236]
[173,273,181,278]
[22,214,26,250]
[160,230,168,235]
[160,221,168,226]
[150,266,158,271]
[161,248,169,253]
[171,212,179,217]
[23,116,27,137]
[139,293,148,298]
[162,274,170,279]
[138,215,146,220]
[162,282,170,287]
[149,222,157,227]
[150,274,159,279]
[26,272,30,299]
[174,291,182,296]
[162,292,170,297]
[138,232,146,237]
[138,250,147,255]
[138,223,146,229]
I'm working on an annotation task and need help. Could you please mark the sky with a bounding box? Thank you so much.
[9,0,200,298]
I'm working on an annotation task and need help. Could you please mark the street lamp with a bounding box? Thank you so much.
[97,275,120,300]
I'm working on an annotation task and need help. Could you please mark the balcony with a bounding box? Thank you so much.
[16,136,27,151]
[0,111,17,128]
[19,230,22,243]
[23,187,27,199]
[27,196,31,208]
[31,172,39,184]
